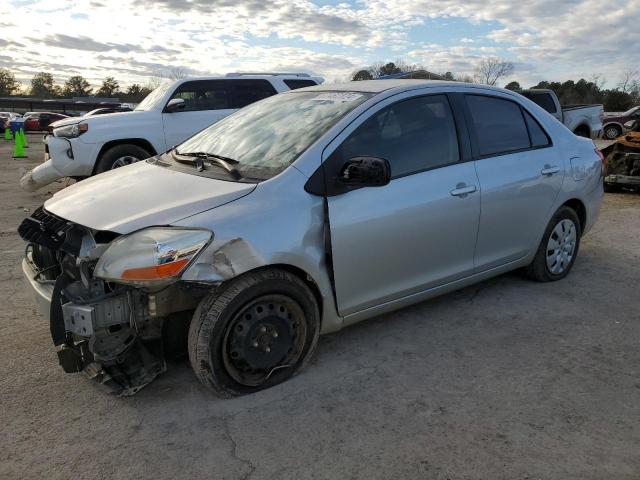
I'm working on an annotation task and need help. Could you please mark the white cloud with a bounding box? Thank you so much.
[1,0,638,88]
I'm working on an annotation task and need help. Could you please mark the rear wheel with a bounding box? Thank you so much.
[188,269,320,397]
[94,144,150,174]
[525,206,581,282]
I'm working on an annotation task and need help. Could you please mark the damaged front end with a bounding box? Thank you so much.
[19,207,211,395]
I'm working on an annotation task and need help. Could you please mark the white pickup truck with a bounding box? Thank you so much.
[520,89,603,139]
[20,73,322,191]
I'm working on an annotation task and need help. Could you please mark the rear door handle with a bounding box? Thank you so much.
[450,184,477,197]
[541,165,560,176]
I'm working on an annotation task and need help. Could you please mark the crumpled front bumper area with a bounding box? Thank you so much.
[18,206,167,396]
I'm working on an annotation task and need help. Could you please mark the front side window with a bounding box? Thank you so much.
[170,91,372,180]
[334,94,460,178]
[168,80,231,112]
[466,95,531,156]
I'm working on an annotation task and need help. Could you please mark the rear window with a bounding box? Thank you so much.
[284,79,318,90]
[465,95,531,156]
[231,80,277,108]
[522,91,557,114]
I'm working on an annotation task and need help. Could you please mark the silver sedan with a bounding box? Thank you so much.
[20,80,604,397]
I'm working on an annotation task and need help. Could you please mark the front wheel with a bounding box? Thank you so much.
[188,269,320,397]
[94,144,151,174]
[525,206,582,282]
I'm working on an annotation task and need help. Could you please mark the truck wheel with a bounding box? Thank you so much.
[95,144,151,174]
[525,206,581,282]
[188,269,320,397]
[602,125,622,140]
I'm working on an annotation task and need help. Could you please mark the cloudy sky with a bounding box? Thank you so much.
[2,0,638,89]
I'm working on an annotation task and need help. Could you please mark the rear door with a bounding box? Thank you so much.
[464,94,563,270]
[325,93,481,316]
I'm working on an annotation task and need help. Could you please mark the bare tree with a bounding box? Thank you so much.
[617,69,639,93]
[473,57,514,86]
[167,67,188,80]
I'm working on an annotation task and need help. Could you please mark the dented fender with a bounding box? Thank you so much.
[177,170,343,334]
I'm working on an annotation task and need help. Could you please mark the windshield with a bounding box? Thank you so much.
[134,82,172,111]
[174,91,371,180]
[621,106,639,116]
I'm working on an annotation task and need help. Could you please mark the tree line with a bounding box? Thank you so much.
[0,69,167,103]
[352,58,639,112]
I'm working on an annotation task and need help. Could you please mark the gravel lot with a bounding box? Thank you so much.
[2,135,639,480]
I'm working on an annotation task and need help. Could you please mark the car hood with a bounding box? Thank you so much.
[49,110,148,129]
[44,161,256,233]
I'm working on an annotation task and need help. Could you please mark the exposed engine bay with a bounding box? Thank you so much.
[19,207,206,395]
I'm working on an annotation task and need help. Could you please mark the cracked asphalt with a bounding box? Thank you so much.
[1,135,639,479]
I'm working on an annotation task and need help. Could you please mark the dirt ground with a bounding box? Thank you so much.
[1,134,639,480]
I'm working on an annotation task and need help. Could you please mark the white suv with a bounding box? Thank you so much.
[20,73,322,191]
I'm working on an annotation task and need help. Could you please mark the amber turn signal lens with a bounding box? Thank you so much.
[121,258,190,281]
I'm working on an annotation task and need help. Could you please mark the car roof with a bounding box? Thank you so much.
[295,79,512,96]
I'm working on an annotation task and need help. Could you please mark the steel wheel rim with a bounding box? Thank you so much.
[546,219,577,274]
[111,155,139,169]
[605,127,618,139]
[222,294,307,387]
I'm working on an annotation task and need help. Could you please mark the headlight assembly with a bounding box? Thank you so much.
[53,122,88,138]
[94,227,212,286]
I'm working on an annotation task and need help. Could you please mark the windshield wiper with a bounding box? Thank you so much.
[173,150,241,179]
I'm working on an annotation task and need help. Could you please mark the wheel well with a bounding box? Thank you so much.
[252,264,324,319]
[603,122,622,131]
[573,124,590,137]
[562,199,586,234]
[96,138,157,163]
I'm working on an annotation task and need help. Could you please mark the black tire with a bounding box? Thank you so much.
[94,144,150,174]
[188,268,320,397]
[603,182,621,193]
[525,206,582,282]
[602,124,622,140]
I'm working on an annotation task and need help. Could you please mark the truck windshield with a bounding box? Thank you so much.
[173,91,372,180]
[134,82,172,111]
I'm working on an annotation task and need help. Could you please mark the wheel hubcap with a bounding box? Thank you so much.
[111,155,139,169]
[605,127,618,139]
[223,295,306,386]
[546,219,577,274]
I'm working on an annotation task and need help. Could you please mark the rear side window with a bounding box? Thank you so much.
[465,95,530,156]
[522,91,557,114]
[336,94,460,178]
[523,110,551,147]
[231,80,277,108]
[168,80,231,111]
[283,79,318,90]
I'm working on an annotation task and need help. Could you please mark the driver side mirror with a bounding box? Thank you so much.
[338,156,391,188]
[165,98,186,113]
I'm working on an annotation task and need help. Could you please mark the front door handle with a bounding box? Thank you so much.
[541,165,560,176]
[450,184,477,197]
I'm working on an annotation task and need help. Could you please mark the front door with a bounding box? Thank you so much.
[161,79,235,149]
[326,94,481,316]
